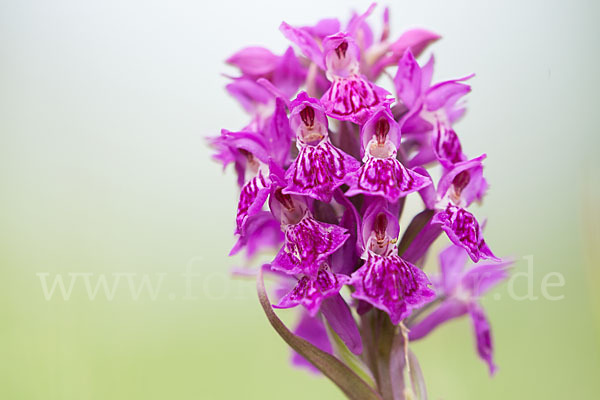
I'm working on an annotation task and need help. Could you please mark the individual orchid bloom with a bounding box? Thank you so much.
[435,155,488,208]
[269,189,349,276]
[350,202,435,324]
[283,92,360,202]
[409,244,513,374]
[320,32,392,123]
[213,100,292,236]
[418,157,497,263]
[283,4,439,84]
[210,97,292,184]
[280,9,393,124]
[271,257,363,356]
[274,262,350,316]
[213,129,272,235]
[344,107,432,202]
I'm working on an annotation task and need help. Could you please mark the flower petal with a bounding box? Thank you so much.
[235,171,271,234]
[274,264,349,316]
[469,303,496,375]
[350,253,435,324]
[461,260,513,297]
[291,311,333,373]
[280,22,325,69]
[322,75,391,124]
[394,49,422,109]
[438,244,470,293]
[433,205,498,263]
[272,215,349,275]
[285,141,360,202]
[229,211,283,258]
[408,298,469,341]
[226,46,280,76]
[345,157,432,202]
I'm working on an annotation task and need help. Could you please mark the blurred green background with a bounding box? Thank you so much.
[1,0,599,398]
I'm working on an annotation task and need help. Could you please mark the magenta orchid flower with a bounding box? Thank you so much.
[283,92,361,202]
[269,189,349,276]
[350,201,435,324]
[210,4,512,398]
[344,107,432,202]
[418,155,497,263]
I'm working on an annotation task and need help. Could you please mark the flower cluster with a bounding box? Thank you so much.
[210,3,511,397]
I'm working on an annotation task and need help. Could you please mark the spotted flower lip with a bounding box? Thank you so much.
[270,193,349,276]
[344,108,432,202]
[415,158,496,263]
[274,263,350,316]
[349,202,435,324]
[285,140,361,202]
[432,204,498,263]
[284,93,360,202]
[350,250,435,325]
[432,120,466,168]
[344,157,431,202]
[235,169,271,235]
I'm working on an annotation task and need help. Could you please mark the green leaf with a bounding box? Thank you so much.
[257,270,383,400]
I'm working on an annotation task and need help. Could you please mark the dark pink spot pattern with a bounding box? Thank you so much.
[350,251,434,324]
[345,157,431,202]
[272,215,349,275]
[322,75,390,124]
[274,264,350,316]
[433,204,496,263]
[235,171,270,234]
[284,141,360,202]
[433,123,465,167]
